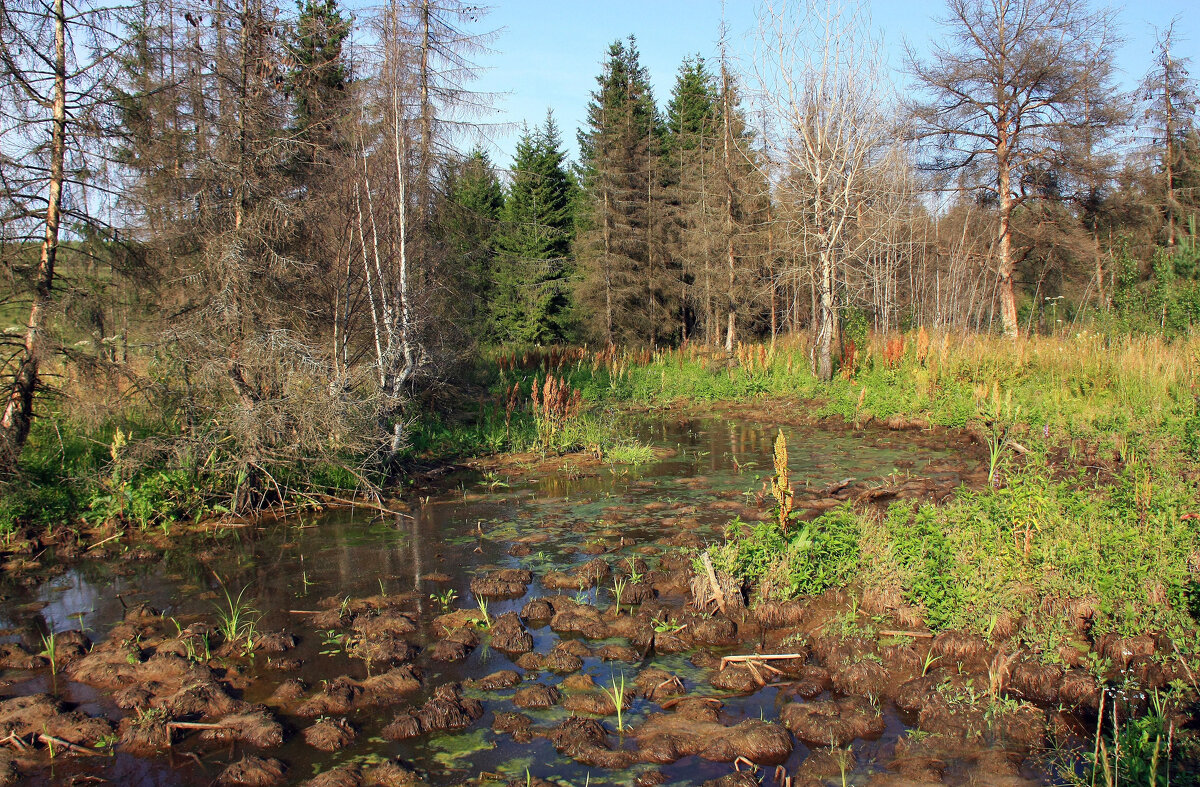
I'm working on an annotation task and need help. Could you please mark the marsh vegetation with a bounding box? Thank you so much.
[3,0,1200,784]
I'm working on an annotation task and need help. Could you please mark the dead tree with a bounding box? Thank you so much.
[907,0,1120,337]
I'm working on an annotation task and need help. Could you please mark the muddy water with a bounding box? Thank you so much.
[1,417,977,785]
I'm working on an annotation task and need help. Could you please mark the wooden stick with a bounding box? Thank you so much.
[652,677,683,696]
[167,721,226,731]
[720,653,806,669]
[38,734,104,757]
[86,533,122,551]
[879,630,934,639]
[0,732,29,750]
[314,493,410,518]
[701,553,727,615]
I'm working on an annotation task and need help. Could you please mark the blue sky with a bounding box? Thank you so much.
[451,0,1199,170]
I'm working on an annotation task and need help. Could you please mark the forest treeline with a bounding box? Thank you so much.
[0,0,1198,503]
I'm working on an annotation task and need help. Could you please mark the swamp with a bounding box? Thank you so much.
[3,0,1200,784]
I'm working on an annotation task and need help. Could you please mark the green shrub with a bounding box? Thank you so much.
[705,507,860,602]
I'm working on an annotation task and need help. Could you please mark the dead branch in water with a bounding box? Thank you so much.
[719,652,806,670]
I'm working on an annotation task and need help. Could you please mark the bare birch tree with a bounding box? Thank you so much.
[754,0,894,380]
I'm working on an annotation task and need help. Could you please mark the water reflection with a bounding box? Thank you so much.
[0,415,975,785]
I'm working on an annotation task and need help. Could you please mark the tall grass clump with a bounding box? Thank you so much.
[700,432,1200,648]
[496,333,1199,466]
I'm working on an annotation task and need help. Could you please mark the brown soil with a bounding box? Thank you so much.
[464,670,521,691]
[0,693,114,747]
[513,683,560,709]
[216,755,288,786]
[780,696,885,746]
[635,713,793,765]
[198,707,284,748]
[303,716,357,751]
[492,711,534,743]
[545,716,637,769]
[470,568,533,599]
[488,612,534,654]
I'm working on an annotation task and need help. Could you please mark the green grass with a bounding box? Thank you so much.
[603,441,655,465]
[700,442,1199,648]
[213,585,259,646]
[492,333,1198,463]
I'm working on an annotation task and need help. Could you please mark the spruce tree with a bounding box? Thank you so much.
[494,113,577,344]
[664,56,720,341]
[441,148,504,339]
[577,36,668,345]
[291,0,350,141]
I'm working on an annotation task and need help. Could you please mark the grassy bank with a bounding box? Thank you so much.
[491,332,1199,460]
[0,376,636,541]
[5,331,1198,624]
[490,334,1200,646]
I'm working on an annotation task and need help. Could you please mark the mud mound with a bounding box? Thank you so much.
[297,667,421,716]
[351,624,419,664]
[217,755,288,786]
[464,670,521,691]
[1009,660,1063,704]
[831,657,890,697]
[636,713,793,765]
[198,707,284,748]
[267,678,307,704]
[302,762,427,787]
[118,713,171,755]
[415,683,484,733]
[493,712,534,743]
[795,749,858,782]
[780,665,831,699]
[0,643,48,670]
[471,569,533,599]
[931,631,988,669]
[549,602,609,639]
[543,558,610,590]
[700,775,758,787]
[635,667,685,701]
[249,631,296,654]
[709,663,762,693]
[513,683,560,709]
[615,581,655,605]
[381,711,422,741]
[489,612,534,654]
[687,615,739,647]
[1058,669,1101,709]
[297,676,363,716]
[0,751,15,787]
[520,598,554,621]
[303,716,356,751]
[350,609,417,638]
[0,693,114,747]
[546,716,637,769]
[780,696,885,746]
[596,643,640,661]
[382,682,482,740]
[430,626,479,662]
[544,641,586,673]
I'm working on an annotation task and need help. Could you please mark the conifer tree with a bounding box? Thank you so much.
[493,113,576,343]
[664,56,718,341]
[441,148,504,338]
[291,0,350,142]
[577,36,666,345]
